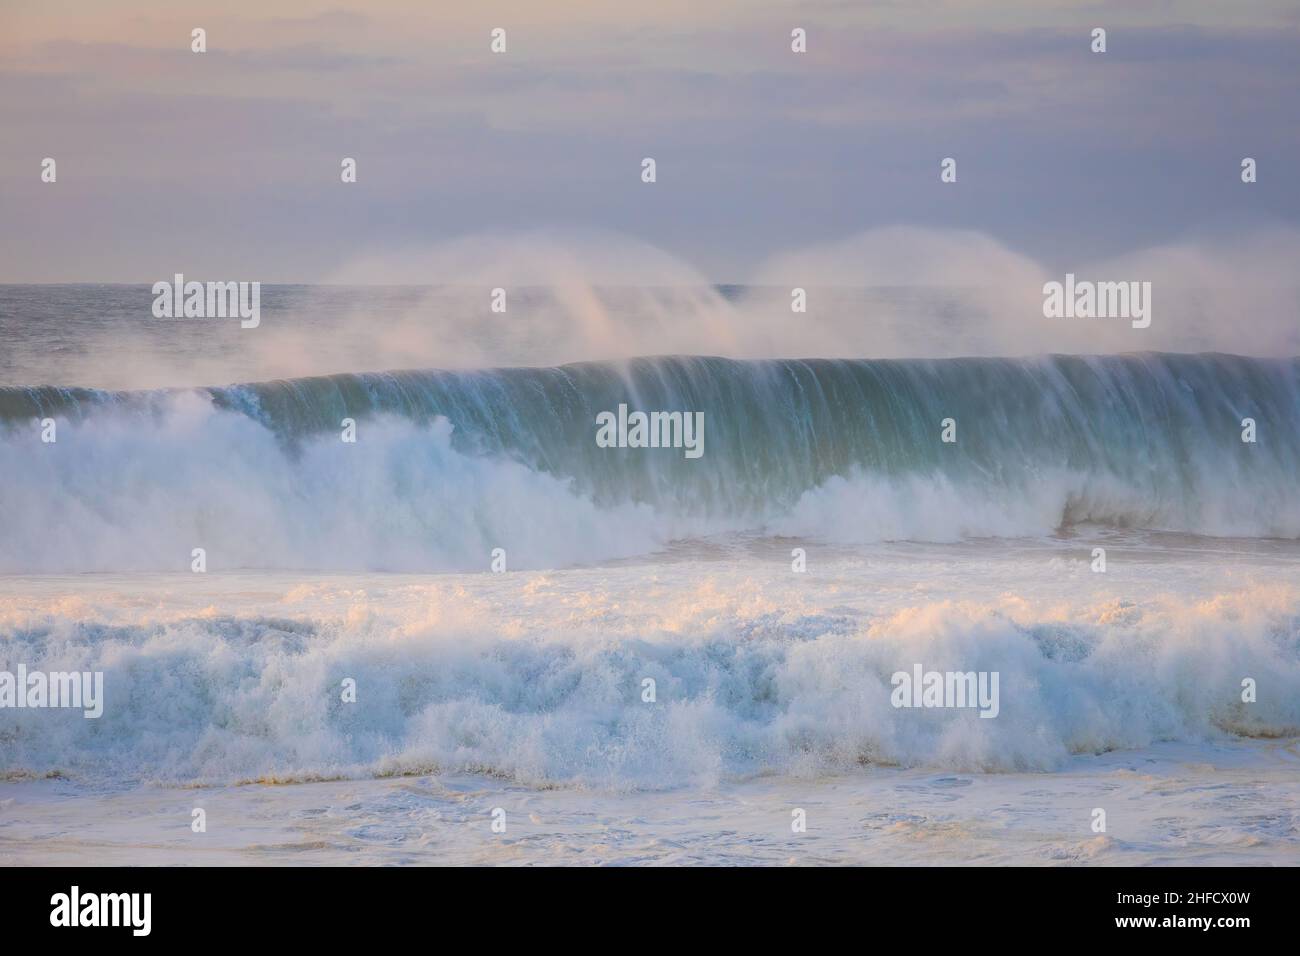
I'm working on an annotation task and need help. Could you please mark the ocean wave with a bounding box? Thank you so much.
[0,353,1297,571]
[2,583,1297,787]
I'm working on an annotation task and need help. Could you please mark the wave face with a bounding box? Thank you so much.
[1,353,1298,571]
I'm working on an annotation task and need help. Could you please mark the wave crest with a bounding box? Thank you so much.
[0,352,1297,571]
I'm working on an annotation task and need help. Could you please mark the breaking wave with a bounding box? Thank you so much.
[0,352,1297,571]
[2,582,1297,787]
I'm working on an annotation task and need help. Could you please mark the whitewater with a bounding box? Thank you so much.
[1,315,1298,863]
[2,353,1297,572]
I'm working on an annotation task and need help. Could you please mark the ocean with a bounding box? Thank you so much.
[1,285,1298,865]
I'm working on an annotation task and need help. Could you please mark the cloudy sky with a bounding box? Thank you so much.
[2,0,1298,282]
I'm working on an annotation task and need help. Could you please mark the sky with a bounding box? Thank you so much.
[2,0,1298,282]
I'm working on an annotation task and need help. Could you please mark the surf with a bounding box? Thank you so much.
[0,352,1297,572]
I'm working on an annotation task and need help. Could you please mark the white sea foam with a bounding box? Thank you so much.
[0,406,667,573]
[2,555,1296,789]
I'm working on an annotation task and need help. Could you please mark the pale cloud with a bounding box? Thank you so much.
[0,1,1296,280]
